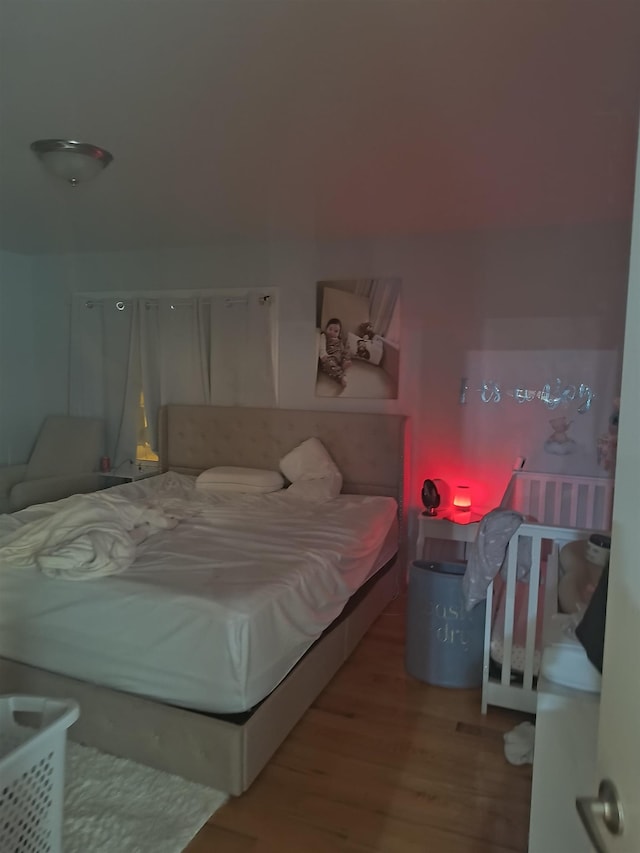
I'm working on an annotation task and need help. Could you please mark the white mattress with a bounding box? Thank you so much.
[539,615,602,693]
[0,473,398,713]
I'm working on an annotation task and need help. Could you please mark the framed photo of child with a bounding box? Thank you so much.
[315,279,401,399]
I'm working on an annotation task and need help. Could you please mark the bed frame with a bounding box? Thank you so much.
[481,469,614,715]
[0,405,408,795]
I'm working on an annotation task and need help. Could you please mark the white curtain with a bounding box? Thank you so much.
[208,295,276,407]
[70,290,276,460]
[368,279,399,338]
[351,278,399,337]
[139,298,211,449]
[69,299,141,467]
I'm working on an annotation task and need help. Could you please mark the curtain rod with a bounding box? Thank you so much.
[84,294,272,309]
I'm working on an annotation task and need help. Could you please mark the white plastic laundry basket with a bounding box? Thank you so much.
[0,695,79,853]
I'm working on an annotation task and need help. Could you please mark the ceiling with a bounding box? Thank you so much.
[1,0,639,254]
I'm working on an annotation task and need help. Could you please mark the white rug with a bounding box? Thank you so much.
[63,742,229,853]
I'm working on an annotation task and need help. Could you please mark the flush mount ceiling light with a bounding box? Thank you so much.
[30,139,114,186]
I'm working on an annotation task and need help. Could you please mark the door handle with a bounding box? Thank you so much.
[576,779,624,853]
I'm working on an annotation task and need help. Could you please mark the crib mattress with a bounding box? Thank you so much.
[540,615,602,693]
[490,617,603,688]
[490,639,542,677]
[0,474,398,713]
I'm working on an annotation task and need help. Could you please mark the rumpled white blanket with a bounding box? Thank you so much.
[0,491,179,580]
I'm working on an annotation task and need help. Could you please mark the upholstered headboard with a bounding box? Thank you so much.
[158,405,407,503]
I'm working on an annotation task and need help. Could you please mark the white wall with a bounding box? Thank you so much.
[4,220,630,512]
[0,250,69,464]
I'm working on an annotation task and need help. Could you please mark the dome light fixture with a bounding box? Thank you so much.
[30,139,114,186]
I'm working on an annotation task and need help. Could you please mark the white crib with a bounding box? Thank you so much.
[481,469,614,715]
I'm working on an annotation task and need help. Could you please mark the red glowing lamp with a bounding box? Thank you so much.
[453,485,472,512]
[449,485,473,523]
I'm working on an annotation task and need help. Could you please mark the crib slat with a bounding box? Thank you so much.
[568,483,579,528]
[535,479,544,522]
[543,543,560,636]
[500,533,519,687]
[522,532,542,690]
[521,477,531,516]
[585,483,596,530]
[481,581,494,714]
[598,481,614,530]
[552,481,562,525]
[538,479,546,523]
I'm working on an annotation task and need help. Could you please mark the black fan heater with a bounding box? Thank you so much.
[421,479,441,516]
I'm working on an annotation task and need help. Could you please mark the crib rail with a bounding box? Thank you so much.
[481,523,593,714]
[501,470,614,530]
[482,469,613,716]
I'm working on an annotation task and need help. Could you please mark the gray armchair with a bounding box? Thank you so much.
[0,415,106,514]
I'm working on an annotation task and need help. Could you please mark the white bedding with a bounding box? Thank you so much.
[0,473,398,713]
[0,490,179,579]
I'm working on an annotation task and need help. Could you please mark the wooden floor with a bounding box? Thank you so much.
[186,594,532,853]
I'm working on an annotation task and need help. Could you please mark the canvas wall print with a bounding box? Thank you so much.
[315,278,401,399]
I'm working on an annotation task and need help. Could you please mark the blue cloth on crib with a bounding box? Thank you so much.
[462,508,529,611]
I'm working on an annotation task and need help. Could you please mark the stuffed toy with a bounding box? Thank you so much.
[357,321,375,341]
[356,339,370,360]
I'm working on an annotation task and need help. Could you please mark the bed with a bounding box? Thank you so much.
[0,405,408,795]
[481,468,613,715]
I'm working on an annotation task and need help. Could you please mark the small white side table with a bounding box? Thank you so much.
[415,512,485,563]
[101,463,160,484]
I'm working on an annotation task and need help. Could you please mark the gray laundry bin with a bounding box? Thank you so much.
[405,561,486,688]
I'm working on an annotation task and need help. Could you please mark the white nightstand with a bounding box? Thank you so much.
[416,512,484,562]
[100,462,161,484]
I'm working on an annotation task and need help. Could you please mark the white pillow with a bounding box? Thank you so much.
[195,466,284,494]
[347,332,384,365]
[285,479,340,503]
[279,437,342,500]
